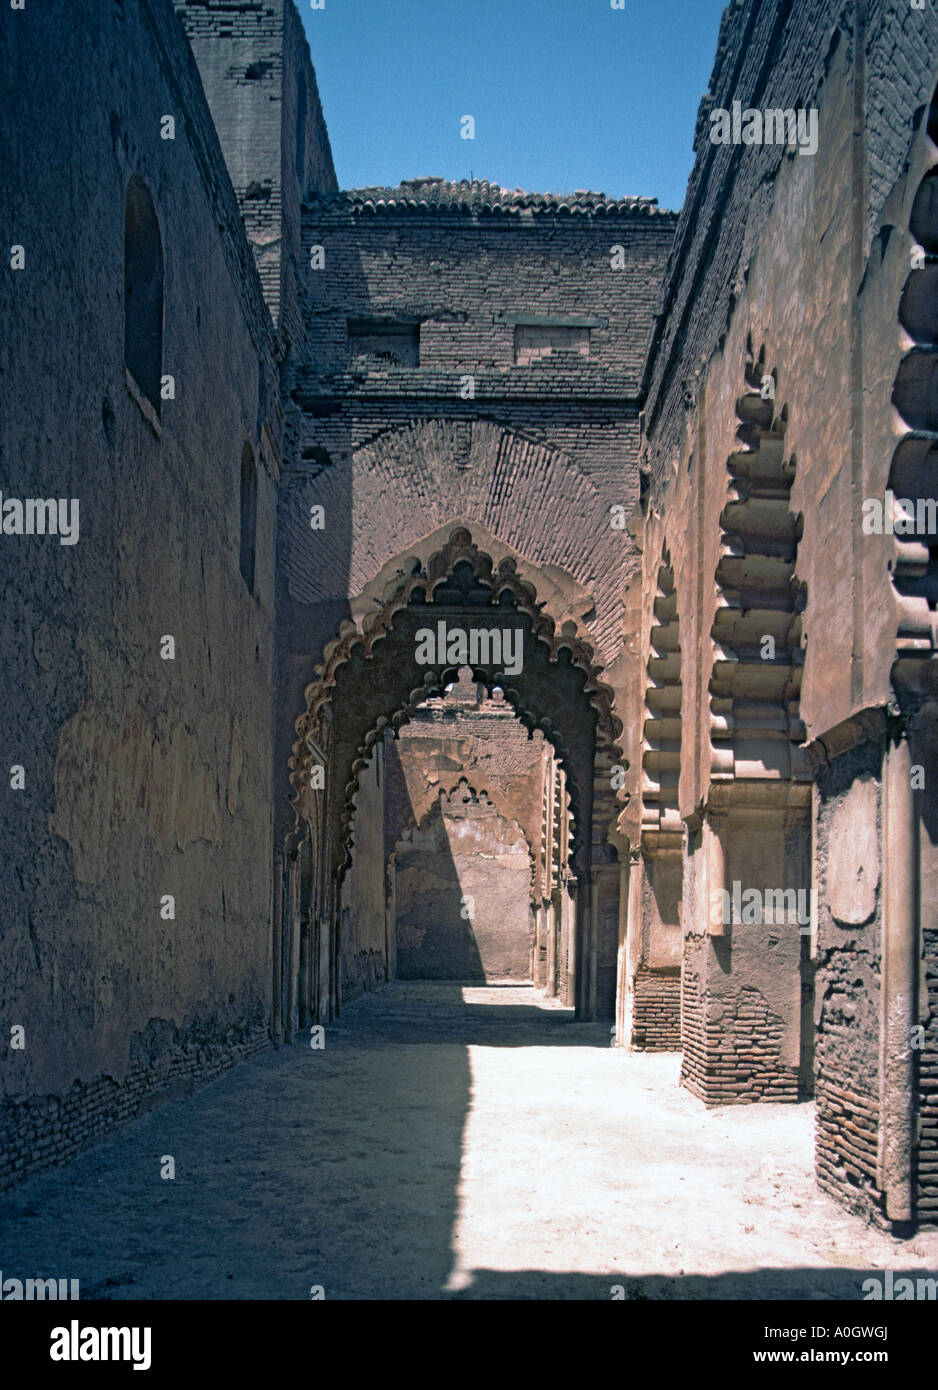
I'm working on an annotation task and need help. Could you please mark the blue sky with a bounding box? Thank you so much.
[300,0,727,211]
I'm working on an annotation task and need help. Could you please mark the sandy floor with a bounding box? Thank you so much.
[1,982,936,1300]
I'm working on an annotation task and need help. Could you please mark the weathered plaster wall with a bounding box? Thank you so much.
[814,747,885,1223]
[395,795,533,981]
[0,0,282,1188]
[640,1,938,783]
[385,679,548,871]
[384,680,556,986]
[635,0,938,1218]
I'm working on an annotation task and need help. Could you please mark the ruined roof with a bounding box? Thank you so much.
[307,177,672,217]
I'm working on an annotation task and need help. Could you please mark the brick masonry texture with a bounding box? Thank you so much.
[813,742,887,1227]
[920,921,938,1221]
[681,942,799,1106]
[632,966,681,1052]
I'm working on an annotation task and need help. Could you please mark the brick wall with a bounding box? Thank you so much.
[176,0,337,337]
[681,936,799,1105]
[632,966,681,1051]
[919,921,938,1224]
[0,1015,268,1193]
[813,742,887,1226]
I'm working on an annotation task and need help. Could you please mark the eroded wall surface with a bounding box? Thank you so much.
[635,0,938,1220]
[383,677,549,985]
[0,0,326,1188]
[395,793,532,981]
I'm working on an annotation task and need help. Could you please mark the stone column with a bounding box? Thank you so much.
[879,730,918,1222]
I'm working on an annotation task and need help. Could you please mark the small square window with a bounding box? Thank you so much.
[514,324,589,364]
[348,319,419,367]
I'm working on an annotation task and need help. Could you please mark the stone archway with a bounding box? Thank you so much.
[283,527,625,1028]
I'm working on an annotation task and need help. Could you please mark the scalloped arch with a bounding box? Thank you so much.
[289,529,624,873]
[708,343,808,784]
[279,418,630,664]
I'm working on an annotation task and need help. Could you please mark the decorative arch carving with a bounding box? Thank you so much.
[387,773,554,895]
[642,546,682,843]
[709,343,809,784]
[890,80,938,692]
[290,528,624,870]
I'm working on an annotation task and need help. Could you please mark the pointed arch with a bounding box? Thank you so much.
[286,527,621,1023]
[290,527,624,872]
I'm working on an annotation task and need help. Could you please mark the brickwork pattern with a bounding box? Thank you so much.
[681,939,798,1105]
[0,1016,269,1194]
[632,966,681,1051]
[919,924,938,1223]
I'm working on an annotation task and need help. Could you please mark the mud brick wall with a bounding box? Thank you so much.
[292,189,675,493]
[815,1080,883,1227]
[632,966,681,1051]
[382,684,555,984]
[680,936,799,1105]
[813,743,886,1226]
[0,1018,268,1193]
[643,0,938,476]
[340,743,388,1004]
[385,685,549,875]
[920,920,938,1224]
[394,794,533,981]
[274,186,675,865]
[299,195,675,380]
[0,0,285,1189]
[705,989,799,1104]
[679,938,706,1096]
[176,0,337,339]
